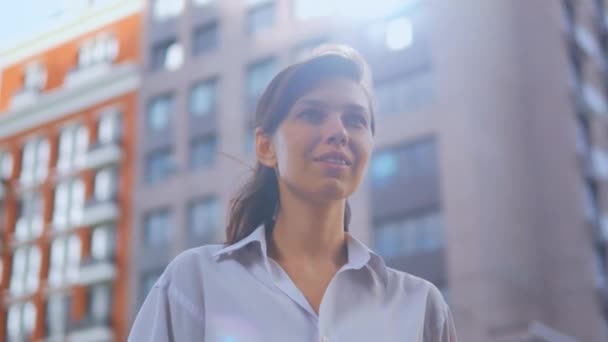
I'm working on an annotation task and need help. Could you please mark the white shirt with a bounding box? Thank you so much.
[129,225,457,341]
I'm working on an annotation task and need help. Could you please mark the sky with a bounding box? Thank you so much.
[0,0,121,53]
[0,1,66,51]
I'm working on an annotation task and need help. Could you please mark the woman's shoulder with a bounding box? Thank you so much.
[157,244,227,287]
[383,266,450,323]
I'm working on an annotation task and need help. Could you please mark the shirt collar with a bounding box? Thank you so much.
[213,225,388,287]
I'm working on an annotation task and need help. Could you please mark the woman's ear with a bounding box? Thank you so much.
[255,128,277,168]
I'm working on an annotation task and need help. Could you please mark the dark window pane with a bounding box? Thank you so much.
[143,209,172,246]
[371,139,437,189]
[190,135,217,169]
[193,22,219,56]
[246,58,276,110]
[147,94,173,132]
[374,210,443,258]
[45,294,71,338]
[247,2,275,35]
[145,148,174,184]
[188,197,219,241]
[370,151,398,187]
[374,69,433,116]
[190,79,217,117]
[150,39,176,71]
[88,283,112,323]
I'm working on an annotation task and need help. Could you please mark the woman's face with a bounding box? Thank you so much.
[260,77,374,202]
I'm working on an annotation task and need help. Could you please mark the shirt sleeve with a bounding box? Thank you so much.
[128,283,206,342]
[434,305,458,342]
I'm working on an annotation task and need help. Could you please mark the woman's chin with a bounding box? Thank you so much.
[316,180,352,200]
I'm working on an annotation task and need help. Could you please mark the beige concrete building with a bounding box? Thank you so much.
[130,0,608,341]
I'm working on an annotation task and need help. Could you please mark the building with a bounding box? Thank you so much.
[0,1,142,341]
[128,0,608,341]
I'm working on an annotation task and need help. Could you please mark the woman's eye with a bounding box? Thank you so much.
[345,114,368,128]
[299,109,324,123]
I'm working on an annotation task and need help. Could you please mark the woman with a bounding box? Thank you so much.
[129,45,457,341]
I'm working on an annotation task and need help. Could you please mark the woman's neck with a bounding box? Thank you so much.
[268,192,347,267]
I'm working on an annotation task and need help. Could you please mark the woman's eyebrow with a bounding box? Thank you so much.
[343,103,368,113]
[297,99,327,108]
[297,99,368,113]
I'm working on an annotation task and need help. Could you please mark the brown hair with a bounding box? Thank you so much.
[225,45,375,244]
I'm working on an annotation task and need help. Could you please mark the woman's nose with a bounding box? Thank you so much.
[324,117,348,147]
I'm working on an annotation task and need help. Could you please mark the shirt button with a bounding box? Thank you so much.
[321,337,330,342]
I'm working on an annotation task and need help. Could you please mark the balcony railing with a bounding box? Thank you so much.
[75,257,117,286]
[10,88,41,111]
[82,141,123,170]
[81,198,119,227]
[65,63,113,89]
[68,316,113,342]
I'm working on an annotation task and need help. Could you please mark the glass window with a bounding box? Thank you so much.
[153,0,184,21]
[246,58,276,107]
[98,110,121,145]
[46,294,70,338]
[91,226,115,261]
[9,247,26,296]
[408,140,436,174]
[53,183,70,228]
[374,221,401,258]
[190,135,217,169]
[69,179,85,224]
[151,40,183,71]
[57,125,89,172]
[145,148,175,184]
[371,139,437,189]
[144,209,172,246]
[370,151,398,187]
[48,235,81,287]
[9,245,41,296]
[20,138,50,186]
[53,179,84,229]
[375,70,433,116]
[247,2,275,35]
[190,79,217,117]
[0,151,14,179]
[26,245,41,293]
[56,135,73,162]
[35,139,50,182]
[89,283,112,322]
[374,210,443,258]
[7,301,36,341]
[16,191,44,241]
[20,140,37,186]
[188,197,219,241]
[193,22,219,56]
[147,94,173,132]
[94,167,117,202]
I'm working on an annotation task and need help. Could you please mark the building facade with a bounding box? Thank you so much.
[130,0,608,341]
[0,1,142,341]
